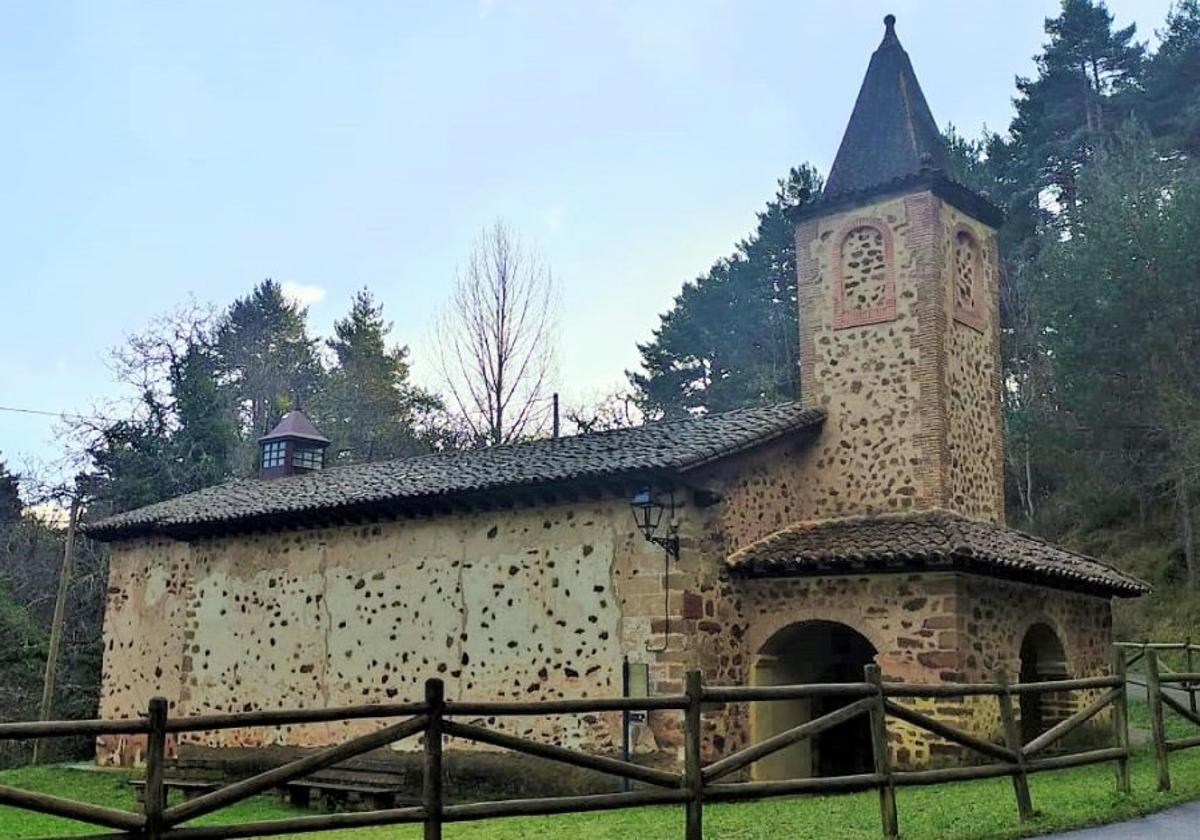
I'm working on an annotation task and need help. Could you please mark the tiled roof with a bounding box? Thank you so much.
[86,402,825,541]
[726,510,1149,597]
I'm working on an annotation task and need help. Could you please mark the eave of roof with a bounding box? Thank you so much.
[726,510,1149,598]
[85,402,826,542]
[788,171,1006,229]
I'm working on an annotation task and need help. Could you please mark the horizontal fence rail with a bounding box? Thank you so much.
[1141,647,1200,792]
[3,642,1198,839]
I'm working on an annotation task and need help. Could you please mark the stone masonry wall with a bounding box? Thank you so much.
[940,204,1005,522]
[794,195,927,519]
[952,576,1114,750]
[97,538,193,765]
[792,192,1004,525]
[722,572,966,770]
[705,571,1114,771]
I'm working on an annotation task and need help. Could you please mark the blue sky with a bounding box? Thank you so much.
[0,0,1173,477]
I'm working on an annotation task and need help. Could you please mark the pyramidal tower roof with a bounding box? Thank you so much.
[259,410,330,444]
[823,14,949,197]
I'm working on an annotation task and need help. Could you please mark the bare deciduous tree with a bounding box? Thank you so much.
[562,390,643,436]
[436,222,558,447]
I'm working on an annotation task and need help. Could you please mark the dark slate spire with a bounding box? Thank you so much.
[823,14,949,197]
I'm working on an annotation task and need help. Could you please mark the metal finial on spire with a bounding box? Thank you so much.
[884,14,896,30]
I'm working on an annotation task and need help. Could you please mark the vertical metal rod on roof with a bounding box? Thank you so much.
[552,393,560,439]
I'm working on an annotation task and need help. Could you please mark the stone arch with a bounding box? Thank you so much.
[750,620,878,780]
[1018,621,1070,743]
[833,218,895,329]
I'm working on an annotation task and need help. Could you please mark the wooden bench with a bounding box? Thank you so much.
[129,778,220,805]
[283,779,411,811]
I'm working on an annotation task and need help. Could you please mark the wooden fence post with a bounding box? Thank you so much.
[865,664,898,840]
[1187,638,1197,716]
[684,670,703,840]
[424,678,444,840]
[1110,649,1131,795]
[32,496,80,765]
[144,696,169,840]
[1146,650,1171,792]
[996,669,1034,822]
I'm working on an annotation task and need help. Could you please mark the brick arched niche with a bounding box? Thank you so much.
[951,224,985,331]
[833,218,896,329]
[750,620,877,780]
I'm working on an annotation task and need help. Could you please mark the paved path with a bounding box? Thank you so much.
[1042,801,1200,838]
[1127,677,1193,707]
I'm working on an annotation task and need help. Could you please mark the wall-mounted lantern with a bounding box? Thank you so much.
[629,486,679,558]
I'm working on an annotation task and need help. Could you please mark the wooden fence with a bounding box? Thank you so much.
[0,647,1180,840]
[1116,641,1200,793]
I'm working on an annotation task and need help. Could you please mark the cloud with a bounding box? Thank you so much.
[281,280,327,307]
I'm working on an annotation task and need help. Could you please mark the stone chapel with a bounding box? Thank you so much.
[88,16,1146,783]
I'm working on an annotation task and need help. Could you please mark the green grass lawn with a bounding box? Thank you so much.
[2,703,1199,840]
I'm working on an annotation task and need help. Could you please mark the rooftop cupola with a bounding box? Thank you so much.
[258,411,330,479]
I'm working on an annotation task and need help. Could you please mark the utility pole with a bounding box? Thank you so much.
[32,494,80,764]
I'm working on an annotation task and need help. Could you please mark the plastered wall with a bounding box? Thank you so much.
[96,498,713,765]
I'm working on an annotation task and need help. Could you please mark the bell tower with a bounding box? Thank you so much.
[792,15,1006,523]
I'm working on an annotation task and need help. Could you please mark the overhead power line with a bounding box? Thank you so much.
[0,405,122,423]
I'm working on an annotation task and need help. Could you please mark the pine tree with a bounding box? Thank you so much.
[169,343,238,491]
[1007,0,1145,211]
[85,407,178,513]
[1036,129,1200,583]
[629,165,821,417]
[316,289,443,463]
[215,280,323,463]
[1142,0,1200,153]
[0,459,21,523]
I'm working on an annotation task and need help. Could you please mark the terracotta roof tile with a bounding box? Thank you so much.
[726,510,1148,597]
[86,402,825,541]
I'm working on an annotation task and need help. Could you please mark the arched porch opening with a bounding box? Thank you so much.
[750,620,877,780]
[1019,622,1069,743]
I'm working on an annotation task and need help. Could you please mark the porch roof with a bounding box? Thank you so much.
[726,510,1149,598]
